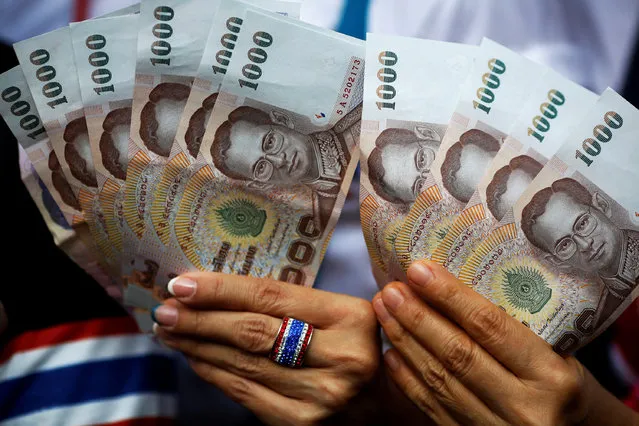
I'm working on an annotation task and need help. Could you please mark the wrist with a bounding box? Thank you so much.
[579,366,639,426]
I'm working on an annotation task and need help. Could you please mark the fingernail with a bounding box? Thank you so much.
[407,262,434,287]
[151,304,178,327]
[382,287,404,310]
[373,298,392,322]
[168,277,197,298]
[384,350,400,371]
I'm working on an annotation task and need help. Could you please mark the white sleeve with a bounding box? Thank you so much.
[301,0,346,29]
[368,0,639,93]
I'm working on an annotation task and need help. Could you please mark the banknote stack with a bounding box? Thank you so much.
[360,35,639,354]
[2,1,638,353]
[2,0,363,330]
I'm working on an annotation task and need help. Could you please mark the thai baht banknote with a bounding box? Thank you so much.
[151,0,302,293]
[458,88,639,354]
[394,38,546,271]
[167,9,364,285]
[431,68,598,276]
[358,33,475,285]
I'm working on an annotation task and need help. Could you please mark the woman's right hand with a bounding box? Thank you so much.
[153,272,380,426]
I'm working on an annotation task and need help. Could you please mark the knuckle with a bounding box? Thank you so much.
[406,381,439,419]
[295,406,328,426]
[432,277,460,303]
[254,282,284,312]
[334,348,378,380]
[384,321,411,347]
[552,367,582,399]
[466,305,506,345]
[203,273,225,300]
[331,348,363,369]
[193,311,209,336]
[418,358,450,399]
[357,352,380,380]
[225,376,253,404]
[233,350,261,377]
[349,299,377,326]
[410,307,429,331]
[318,377,352,408]
[440,335,476,379]
[235,317,270,352]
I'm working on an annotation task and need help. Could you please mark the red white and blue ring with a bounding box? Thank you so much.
[269,317,314,368]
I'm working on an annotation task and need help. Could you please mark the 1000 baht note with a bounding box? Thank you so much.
[0,66,83,227]
[71,14,139,285]
[17,144,76,247]
[0,66,114,290]
[459,88,639,353]
[123,0,220,304]
[14,30,119,272]
[166,10,364,285]
[431,68,599,277]
[358,33,475,285]
[394,38,546,271]
[152,0,302,288]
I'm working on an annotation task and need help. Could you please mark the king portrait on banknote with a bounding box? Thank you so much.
[486,155,544,221]
[521,177,639,330]
[367,126,442,206]
[209,102,362,231]
[440,128,501,204]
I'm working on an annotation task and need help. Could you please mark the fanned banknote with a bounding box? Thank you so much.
[0,66,117,291]
[17,144,76,246]
[165,9,364,285]
[13,31,123,275]
[122,0,221,306]
[394,38,546,271]
[458,88,639,353]
[431,69,599,276]
[358,33,475,285]
[70,14,139,280]
[150,0,302,293]
[0,66,84,227]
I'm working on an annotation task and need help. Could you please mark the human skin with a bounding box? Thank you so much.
[152,273,379,426]
[374,260,639,425]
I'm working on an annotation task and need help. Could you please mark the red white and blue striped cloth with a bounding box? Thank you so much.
[0,316,178,425]
[1,81,179,426]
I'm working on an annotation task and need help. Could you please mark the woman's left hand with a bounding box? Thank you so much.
[374,260,592,425]
[152,272,379,426]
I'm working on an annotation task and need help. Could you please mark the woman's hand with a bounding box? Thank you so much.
[374,260,639,426]
[152,273,379,426]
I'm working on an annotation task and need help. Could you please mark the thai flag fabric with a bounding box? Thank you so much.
[0,316,178,426]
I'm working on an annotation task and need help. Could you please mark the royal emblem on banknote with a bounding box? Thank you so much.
[501,266,552,314]
[214,198,267,238]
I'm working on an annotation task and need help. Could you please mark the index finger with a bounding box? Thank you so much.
[166,272,345,328]
[406,261,562,378]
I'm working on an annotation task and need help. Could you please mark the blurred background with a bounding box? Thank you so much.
[1,0,638,424]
